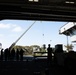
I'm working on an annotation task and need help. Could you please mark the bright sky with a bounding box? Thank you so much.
[0,20,72,50]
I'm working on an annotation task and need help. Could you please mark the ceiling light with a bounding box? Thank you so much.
[65,1,70,3]
[34,0,39,2]
[70,2,75,4]
[29,0,33,2]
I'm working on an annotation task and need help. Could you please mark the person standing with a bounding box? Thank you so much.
[47,44,52,64]
[16,49,19,61]
[4,48,9,61]
[10,48,15,60]
[47,44,53,75]
[1,48,4,61]
[20,49,24,61]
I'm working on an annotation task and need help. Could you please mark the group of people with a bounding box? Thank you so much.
[0,48,24,61]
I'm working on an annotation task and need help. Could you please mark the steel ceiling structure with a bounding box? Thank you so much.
[0,0,76,22]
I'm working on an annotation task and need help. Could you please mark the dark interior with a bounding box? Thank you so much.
[0,0,76,22]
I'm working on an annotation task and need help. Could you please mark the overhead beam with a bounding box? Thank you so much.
[0,0,76,21]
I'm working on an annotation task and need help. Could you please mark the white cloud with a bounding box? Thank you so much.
[12,26,22,32]
[0,23,23,32]
[0,23,11,29]
[12,24,18,27]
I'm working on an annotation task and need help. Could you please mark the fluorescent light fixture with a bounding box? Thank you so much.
[70,2,75,4]
[65,1,70,3]
[29,0,33,2]
[65,1,75,4]
[34,0,39,2]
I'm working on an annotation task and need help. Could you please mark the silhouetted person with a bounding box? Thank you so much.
[47,44,52,75]
[47,44,52,64]
[10,48,15,60]
[16,49,19,61]
[1,48,4,61]
[8,50,11,60]
[4,48,9,61]
[20,49,24,61]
